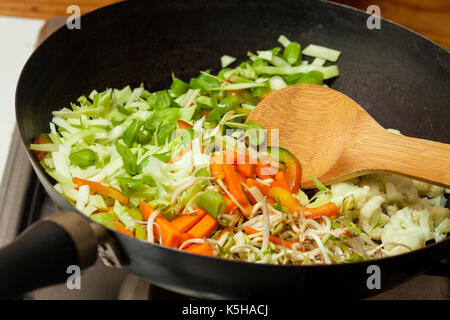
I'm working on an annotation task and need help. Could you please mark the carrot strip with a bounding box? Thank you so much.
[154,216,182,248]
[179,232,193,246]
[113,221,134,237]
[222,164,248,205]
[303,202,340,220]
[170,208,207,233]
[184,243,214,256]
[222,164,254,217]
[236,163,254,178]
[187,213,218,238]
[139,200,154,221]
[225,197,237,213]
[210,162,225,180]
[240,205,253,218]
[244,226,298,250]
[73,177,129,205]
[201,109,210,117]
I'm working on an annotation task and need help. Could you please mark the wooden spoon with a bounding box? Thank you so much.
[247,84,450,189]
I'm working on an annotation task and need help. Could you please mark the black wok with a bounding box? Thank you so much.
[1,0,449,299]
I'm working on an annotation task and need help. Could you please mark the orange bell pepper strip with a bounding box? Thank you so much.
[153,216,182,248]
[73,177,129,205]
[271,171,291,191]
[187,213,218,239]
[266,146,302,194]
[246,178,270,196]
[33,133,52,161]
[177,120,193,129]
[244,226,299,250]
[303,202,340,220]
[184,243,214,256]
[170,208,207,233]
[268,186,300,214]
[255,163,278,180]
[113,221,134,237]
[201,109,210,117]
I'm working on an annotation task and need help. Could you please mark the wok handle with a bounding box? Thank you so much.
[0,212,98,299]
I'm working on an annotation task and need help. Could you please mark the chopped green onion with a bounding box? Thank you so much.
[283,42,301,65]
[278,35,291,48]
[295,71,324,85]
[270,55,291,67]
[302,44,341,62]
[257,50,273,61]
[30,143,59,152]
[245,120,266,146]
[312,57,326,66]
[209,82,267,91]
[322,65,340,79]
[221,55,237,68]
[254,64,324,75]
[197,191,227,219]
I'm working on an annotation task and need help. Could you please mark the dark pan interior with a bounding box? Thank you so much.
[15,0,449,299]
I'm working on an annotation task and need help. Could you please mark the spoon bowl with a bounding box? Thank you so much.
[247,84,450,188]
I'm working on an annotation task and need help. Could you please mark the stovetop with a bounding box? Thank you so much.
[0,17,447,300]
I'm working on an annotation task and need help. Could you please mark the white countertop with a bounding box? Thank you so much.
[0,16,45,180]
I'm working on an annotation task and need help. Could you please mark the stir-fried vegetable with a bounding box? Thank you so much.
[30,34,449,265]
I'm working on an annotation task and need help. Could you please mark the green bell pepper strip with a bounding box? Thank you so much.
[115,142,138,175]
[69,148,98,168]
[136,129,152,145]
[123,119,143,147]
[170,75,190,97]
[266,146,302,193]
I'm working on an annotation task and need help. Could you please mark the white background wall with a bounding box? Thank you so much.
[0,16,45,179]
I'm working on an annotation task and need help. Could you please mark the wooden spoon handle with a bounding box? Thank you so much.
[354,132,450,187]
